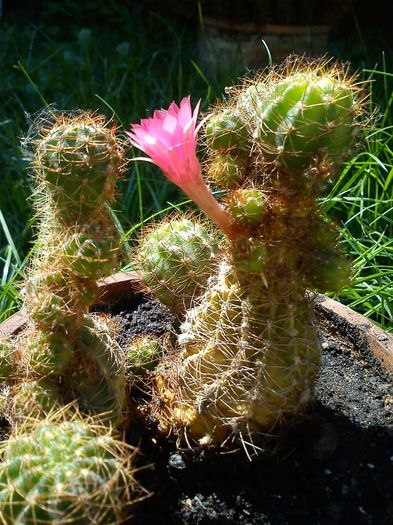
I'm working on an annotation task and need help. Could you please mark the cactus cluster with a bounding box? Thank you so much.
[10,112,127,423]
[137,58,367,448]
[0,54,369,523]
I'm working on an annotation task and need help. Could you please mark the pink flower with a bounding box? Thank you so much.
[128,97,236,238]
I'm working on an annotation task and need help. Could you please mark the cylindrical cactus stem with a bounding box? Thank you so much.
[69,315,127,426]
[0,409,139,524]
[14,111,126,421]
[137,215,219,315]
[35,114,123,225]
[154,259,320,446]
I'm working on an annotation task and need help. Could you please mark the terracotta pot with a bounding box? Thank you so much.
[197,17,331,74]
[1,271,392,376]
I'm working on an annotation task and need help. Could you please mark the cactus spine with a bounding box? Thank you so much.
[151,58,366,447]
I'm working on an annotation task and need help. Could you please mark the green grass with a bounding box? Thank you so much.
[321,75,393,331]
[0,13,392,332]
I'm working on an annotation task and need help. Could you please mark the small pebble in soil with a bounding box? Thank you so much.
[169,453,187,471]
[176,493,271,525]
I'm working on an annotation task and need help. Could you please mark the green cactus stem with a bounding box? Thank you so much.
[68,315,127,425]
[0,411,138,524]
[35,115,122,224]
[12,112,127,422]
[205,107,248,151]
[238,58,365,178]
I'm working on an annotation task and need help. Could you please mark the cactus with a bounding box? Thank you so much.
[228,188,268,225]
[0,411,137,524]
[68,315,126,421]
[34,115,122,224]
[11,380,60,419]
[206,152,248,188]
[137,217,219,315]
[238,58,365,179]
[205,107,248,151]
[126,336,164,376]
[9,112,127,422]
[130,58,367,448]
[0,338,15,385]
[0,113,142,521]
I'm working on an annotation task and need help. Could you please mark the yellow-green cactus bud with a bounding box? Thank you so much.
[205,108,248,151]
[229,188,268,225]
[127,336,164,375]
[207,152,248,189]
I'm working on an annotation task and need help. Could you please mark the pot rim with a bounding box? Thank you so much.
[1,271,392,374]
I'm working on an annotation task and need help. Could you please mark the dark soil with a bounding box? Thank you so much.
[103,291,393,525]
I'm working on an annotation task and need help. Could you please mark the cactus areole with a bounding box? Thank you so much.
[131,57,367,449]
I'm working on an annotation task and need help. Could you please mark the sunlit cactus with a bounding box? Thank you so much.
[11,112,127,422]
[137,216,219,315]
[206,151,247,188]
[238,62,362,176]
[35,114,122,224]
[0,409,138,524]
[228,187,268,225]
[126,335,164,376]
[130,57,368,449]
[205,107,248,150]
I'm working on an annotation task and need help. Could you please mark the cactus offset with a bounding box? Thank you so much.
[126,336,164,376]
[138,216,219,315]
